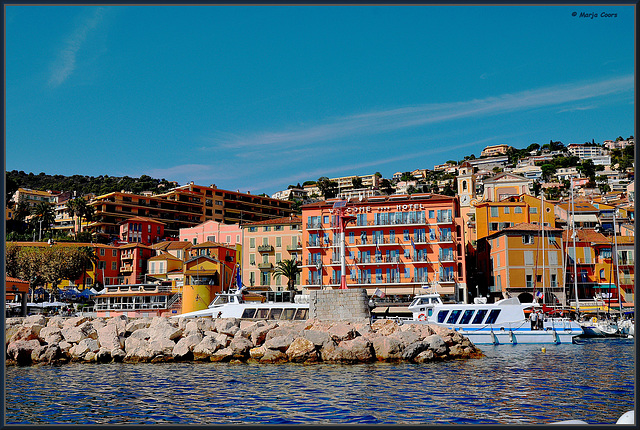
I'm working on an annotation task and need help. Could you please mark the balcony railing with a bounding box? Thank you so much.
[438,275,456,283]
[307,240,325,248]
[348,218,426,228]
[436,215,454,224]
[258,262,273,269]
[286,243,302,251]
[257,245,273,252]
[306,279,323,285]
[307,222,323,229]
[437,234,453,242]
[438,254,455,263]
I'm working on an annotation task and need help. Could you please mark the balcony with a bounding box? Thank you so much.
[305,279,323,286]
[286,243,302,251]
[436,215,454,224]
[438,254,455,263]
[257,245,273,253]
[258,262,273,270]
[120,264,133,273]
[436,234,453,243]
[347,217,426,229]
[307,240,325,248]
[439,275,456,284]
[307,221,323,230]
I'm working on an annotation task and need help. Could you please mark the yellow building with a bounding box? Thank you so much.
[474,195,555,241]
[478,223,564,304]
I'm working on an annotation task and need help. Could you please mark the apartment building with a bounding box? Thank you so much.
[474,195,555,241]
[604,138,634,150]
[271,188,308,201]
[89,183,294,242]
[480,144,512,157]
[118,243,154,285]
[242,216,303,291]
[180,220,242,246]
[567,143,605,159]
[119,216,166,245]
[477,223,564,304]
[11,188,53,208]
[330,174,380,193]
[301,194,467,303]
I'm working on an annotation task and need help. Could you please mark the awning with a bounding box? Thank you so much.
[571,214,599,222]
[595,284,616,289]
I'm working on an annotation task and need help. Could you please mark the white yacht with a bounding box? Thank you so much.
[407,294,583,344]
[173,289,310,321]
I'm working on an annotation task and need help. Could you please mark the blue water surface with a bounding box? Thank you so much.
[5,337,635,425]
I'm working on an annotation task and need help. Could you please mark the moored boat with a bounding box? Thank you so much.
[172,288,310,321]
[407,294,583,344]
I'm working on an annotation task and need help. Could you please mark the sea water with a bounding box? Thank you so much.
[4,337,635,425]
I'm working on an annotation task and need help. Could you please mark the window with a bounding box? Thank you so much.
[157,226,161,235]
[447,310,462,324]
[249,254,255,265]
[276,253,281,263]
[249,227,257,232]
[529,207,538,214]
[459,310,475,325]
[524,251,534,265]
[323,215,329,224]
[522,235,534,244]
[472,309,488,324]
[437,310,449,323]
[276,237,282,247]
[148,225,151,233]
[98,261,106,270]
[226,235,231,243]
[349,232,354,244]
[490,207,499,217]
[264,226,271,232]
[275,226,283,231]
[113,250,117,257]
[250,238,255,248]
[490,223,499,231]
[514,207,522,214]
[403,230,410,241]
[428,210,434,219]
[551,274,557,288]
[526,274,533,288]
[207,235,216,242]
[111,261,117,270]
[504,207,510,214]
[193,238,197,245]
[485,310,501,324]
[100,249,105,256]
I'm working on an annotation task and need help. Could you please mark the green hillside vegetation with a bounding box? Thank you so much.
[6,171,176,198]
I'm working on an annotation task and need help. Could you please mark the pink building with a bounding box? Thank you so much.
[180,220,242,246]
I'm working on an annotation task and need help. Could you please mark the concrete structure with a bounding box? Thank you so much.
[337,188,381,201]
[301,194,467,303]
[271,188,308,201]
[477,223,565,304]
[119,216,166,245]
[474,195,555,241]
[309,288,371,322]
[242,216,302,291]
[329,173,380,193]
[480,144,512,157]
[604,138,634,150]
[467,155,510,172]
[567,143,605,159]
[511,165,542,181]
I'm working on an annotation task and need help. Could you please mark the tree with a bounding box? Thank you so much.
[67,197,95,238]
[400,172,413,182]
[272,259,302,291]
[374,172,382,178]
[406,185,417,195]
[531,181,542,197]
[351,176,363,189]
[316,177,338,199]
[289,198,303,214]
[379,179,394,195]
[577,159,597,182]
[540,164,556,182]
[31,201,55,238]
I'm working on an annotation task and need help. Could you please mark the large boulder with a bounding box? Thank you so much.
[209,347,235,362]
[401,341,430,362]
[172,333,203,360]
[259,348,288,364]
[228,336,254,359]
[97,324,123,351]
[10,325,43,343]
[62,321,97,344]
[23,314,47,327]
[423,334,448,356]
[149,324,183,342]
[149,337,176,356]
[46,316,66,328]
[286,337,318,363]
[250,323,275,346]
[62,316,90,329]
[301,329,333,349]
[125,319,151,334]
[214,318,240,336]
[372,336,404,361]
[263,335,295,352]
[390,329,421,348]
[7,339,42,365]
[192,336,222,360]
[69,338,100,360]
[327,322,358,343]
[106,315,128,336]
[123,338,155,363]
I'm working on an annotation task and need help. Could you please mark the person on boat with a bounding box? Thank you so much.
[536,311,544,330]
[530,311,537,330]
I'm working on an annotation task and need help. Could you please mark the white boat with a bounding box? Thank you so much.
[619,319,634,337]
[172,289,310,321]
[407,294,583,344]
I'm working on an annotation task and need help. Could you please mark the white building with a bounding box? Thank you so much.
[271,188,308,201]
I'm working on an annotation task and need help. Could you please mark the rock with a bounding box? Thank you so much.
[149,337,176,356]
[424,334,448,356]
[7,339,42,365]
[97,324,122,351]
[46,316,66,328]
[10,325,43,343]
[63,316,90,328]
[391,329,421,348]
[414,349,436,363]
[372,336,404,361]
[172,333,203,359]
[96,347,112,363]
[228,336,254,359]
[61,321,97,344]
[106,315,128,335]
[111,348,126,362]
[338,337,374,363]
[401,341,430,361]
[5,317,24,327]
[250,324,274,346]
[286,337,318,363]
[129,328,152,341]
[301,329,333,348]
[41,345,62,364]
[263,335,294,352]
[209,347,234,362]
[125,319,150,334]
[259,348,288,364]
[24,314,47,327]
[184,320,204,337]
[39,326,62,342]
[249,345,267,361]
[150,324,183,342]
[215,318,240,336]
[84,351,97,362]
[58,341,72,353]
[30,344,48,363]
[193,336,222,360]
[69,338,100,360]
[327,322,358,342]
[5,325,22,344]
[124,340,155,363]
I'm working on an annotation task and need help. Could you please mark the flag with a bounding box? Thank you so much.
[535,291,544,299]
[374,288,386,298]
[411,238,416,259]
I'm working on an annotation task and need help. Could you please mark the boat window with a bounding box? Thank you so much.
[241,308,256,319]
[447,310,462,324]
[294,309,308,320]
[472,309,488,324]
[485,309,501,324]
[256,308,269,319]
[281,308,296,320]
[268,308,283,320]
[437,310,449,323]
[410,299,419,307]
[427,309,433,317]
[459,310,475,325]
[212,295,231,305]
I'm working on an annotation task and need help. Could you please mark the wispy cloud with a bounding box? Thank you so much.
[207,75,632,151]
[48,7,107,87]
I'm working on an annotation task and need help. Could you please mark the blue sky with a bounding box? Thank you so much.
[5,5,635,195]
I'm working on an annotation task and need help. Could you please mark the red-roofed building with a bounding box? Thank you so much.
[119,216,166,245]
[6,276,29,316]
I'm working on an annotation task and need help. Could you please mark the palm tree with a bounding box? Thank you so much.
[272,259,302,291]
[31,201,55,239]
[67,197,95,238]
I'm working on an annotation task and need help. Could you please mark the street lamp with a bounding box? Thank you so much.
[38,218,44,241]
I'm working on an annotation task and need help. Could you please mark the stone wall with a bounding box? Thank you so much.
[310,288,370,322]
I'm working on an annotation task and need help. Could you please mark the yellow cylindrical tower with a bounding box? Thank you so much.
[181,284,213,314]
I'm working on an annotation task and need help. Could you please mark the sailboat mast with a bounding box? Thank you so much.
[571,178,579,314]
[613,209,622,319]
[541,191,545,307]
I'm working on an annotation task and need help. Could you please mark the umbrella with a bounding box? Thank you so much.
[41,301,67,307]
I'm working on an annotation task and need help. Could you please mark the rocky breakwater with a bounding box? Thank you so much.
[5,315,484,366]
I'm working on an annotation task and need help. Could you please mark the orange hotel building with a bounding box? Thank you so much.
[301,194,468,302]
